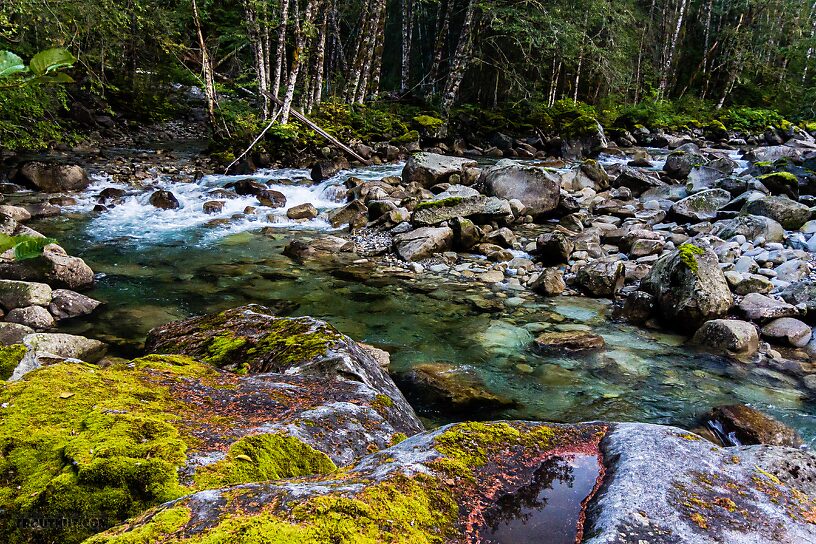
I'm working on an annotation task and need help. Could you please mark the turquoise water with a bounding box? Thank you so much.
[23,162,816,442]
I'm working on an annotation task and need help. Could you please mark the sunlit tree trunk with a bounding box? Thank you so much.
[429,0,452,95]
[192,0,218,133]
[400,0,413,93]
[441,0,477,113]
[281,0,318,123]
[659,0,688,97]
[272,0,291,103]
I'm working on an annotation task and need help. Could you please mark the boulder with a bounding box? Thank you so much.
[641,246,733,332]
[692,319,759,356]
[393,226,453,261]
[712,214,785,243]
[202,200,225,214]
[664,151,707,179]
[412,196,512,227]
[535,232,574,264]
[282,236,355,262]
[0,322,34,345]
[529,268,566,296]
[744,196,812,230]
[14,162,90,192]
[781,281,816,315]
[758,171,799,199]
[0,244,94,290]
[286,203,318,220]
[0,279,52,310]
[327,200,367,229]
[148,190,180,210]
[738,293,798,321]
[47,289,101,320]
[575,261,625,297]
[0,205,31,222]
[761,317,813,347]
[396,363,516,415]
[5,305,55,330]
[613,166,666,196]
[671,189,731,222]
[311,157,350,182]
[450,217,483,250]
[478,160,561,216]
[402,153,478,188]
[257,189,287,208]
[705,404,803,447]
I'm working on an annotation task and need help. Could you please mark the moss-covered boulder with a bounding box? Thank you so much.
[1,309,424,543]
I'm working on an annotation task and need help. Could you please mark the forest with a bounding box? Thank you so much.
[3,0,816,152]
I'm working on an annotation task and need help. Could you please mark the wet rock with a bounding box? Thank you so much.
[396,362,516,415]
[47,289,102,320]
[286,203,318,220]
[712,214,785,243]
[0,279,52,310]
[738,293,798,321]
[393,226,453,261]
[533,330,606,352]
[479,160,561,216]
[744,196,812,230]
[692,319,759,356]
[536,232,574,264]
[13,162,90,192]
[0,244,94,290]
[358,343,390,368]
[451,216,483,250]
[584,423,816,544]
[781,281,816,315]
[761,317,813,347]
[98,187,126,205]
[576,261,624,297]
[671,189,731,222]
[613,166,666,196]
[402,152,478,188]
[0,322,34,345]
[225,179,267,196]
[5,305,55,330]
[641,246,732,332]
[618,291,656,324]
[257,189,287,208]
[282,236,354,262]
[25,203,60,218]
[328,200,367,229]
[311,157,350,182]
[0,205,31,222]
[529,268,566,296]
[664,150,707,179]
[484,227,516,248]
[412,196,512,227]
[758,171,799,199]
[149,190,180,210]
[705,404,803,447]
[202,200,225,214]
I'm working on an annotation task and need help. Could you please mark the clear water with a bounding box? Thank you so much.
[24,161,816,442]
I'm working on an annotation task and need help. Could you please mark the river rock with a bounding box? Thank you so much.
[536,231,574,264]
[412,196,512,226]
[529,268,566,296]
[775,259,810,283]
[761,317,813,347]
[226,178,267,196]
[396,362,516,415]
[758,171,799,199]
[311,157,350,182]
[328,200,367,229]
[534,330,605,352]
[47,289,101,320]
[393,226,453,261]
[576,261,624,297]
[149,190,180,210]
[402,152,478,188]
[671,188,731,222]
[451,216,483,250]
[712,214,785,243]
[0,279,52,310]
[705,404,803,447]
[0,322,34,345]
[286,203,318,220]
[641,247,732,332]
[5,305,55,330]
[0,244,94,290]
[692,319,759,356]
[478,160,561,216]
[202,200,225,214]
[781,281,816,315]
[613,166,666,196]
[664,150,707,179]
[738,293,798,321]
[744,196,812,230]
[13,162,90,192]
[0,205,31,222]
[282,236,354,261]
[257,189,287,208]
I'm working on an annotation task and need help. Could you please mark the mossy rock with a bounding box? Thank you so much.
[0,344,26,380]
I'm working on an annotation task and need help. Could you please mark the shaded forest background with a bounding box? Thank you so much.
[3,0,816,151]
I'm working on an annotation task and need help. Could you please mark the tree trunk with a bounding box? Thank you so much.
[192,0,218,133]
[441,0,477,113]
[367,0,388,100]
[400,0,413,93]
[281,0,318,123]
[659,0,688,96]
[429,0,452,95]
[272,0,291,103]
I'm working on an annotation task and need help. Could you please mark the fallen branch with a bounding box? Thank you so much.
[224,108,282,174]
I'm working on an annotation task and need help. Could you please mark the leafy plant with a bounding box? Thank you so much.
[0,234,57,261]
[0,48,76,87]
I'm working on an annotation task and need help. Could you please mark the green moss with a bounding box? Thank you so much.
[389,433,408,447]
[434,422,555,470]
[413,115,444,129]
[203,334,248,368]
[678,243,705,274]
[371,394,395,416]
[414,197,464,211]
[84,506,192,544]
[245,318,345,371]
[759,171,798,184]
[391,130,419,144]
[194,433,336,489]
[0,357,208,543]
[0,344,26,380]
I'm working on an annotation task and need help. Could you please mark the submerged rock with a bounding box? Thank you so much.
[705,404,804,447]
[533,330,606,352]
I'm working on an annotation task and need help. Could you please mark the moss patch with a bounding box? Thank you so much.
[414,197,464,211]
[244,318,345,372]
[194,433,337,489]
[678,243,705,274]
[203,334,248,368]
[84,506,192,544]
[0,344,26,380]
[413,115,444,129]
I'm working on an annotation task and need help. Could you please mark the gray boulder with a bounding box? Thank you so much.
[761,317,813,347]
[692,319,759,356]
[671,189,731,222]
[613,166,666,196]
[0,244,94,290]
[712,214,785,243]
[0,322,34,345]
[478,160,561,216]
[738,293,798,321]
[402,153,478,188]
[0,279,51,310]
[641,246,733,332]
[393,226,453,261]
[576,261,625,297]
[412,196,512,227]
[48,289,101,320]
[14,162,90,192]
[664,150,707,179]
[6,305,55,330]
[744,196,812,230]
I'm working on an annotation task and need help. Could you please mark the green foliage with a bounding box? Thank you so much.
[0,234,57,261]
[678,243,705,274]
[0,48,76,86]
[0,344,26,381]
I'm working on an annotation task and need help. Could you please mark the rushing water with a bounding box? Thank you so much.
[22,157,816,442]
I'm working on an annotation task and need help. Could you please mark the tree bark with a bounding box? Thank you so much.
[192,0,218,133]
[272,0,291,103]
[441,0,477,113]
[400,0,413,93]
[281,0,318,123]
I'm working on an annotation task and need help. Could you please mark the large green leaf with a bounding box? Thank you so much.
[29,48,75,77]
[14,237,56,261]
[0,51,27,79]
